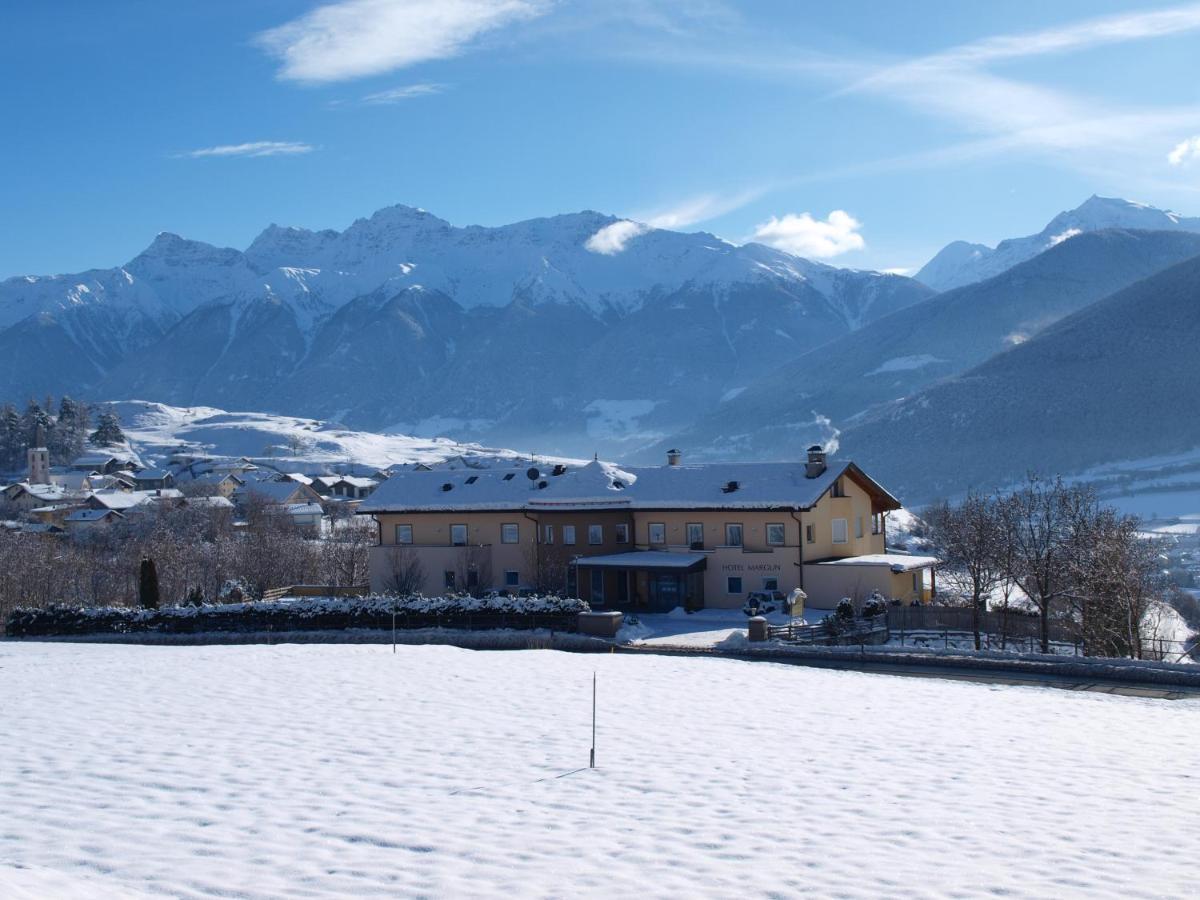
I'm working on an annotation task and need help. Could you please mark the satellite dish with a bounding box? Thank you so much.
[526,467,541,481]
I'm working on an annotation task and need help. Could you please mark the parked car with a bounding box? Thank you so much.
[742,590,786,617]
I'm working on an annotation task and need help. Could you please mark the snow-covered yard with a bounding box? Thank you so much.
[2,642,1197,898]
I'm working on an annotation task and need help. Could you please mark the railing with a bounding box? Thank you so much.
[767,617,889,645]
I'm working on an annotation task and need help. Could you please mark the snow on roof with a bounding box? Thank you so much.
[89,490,154,510]
[361,459,635,512]
[237,480,308,502]
[66,508,124,522]
[134,468,171,480]
[281,502,323,515]
[361,459,899,513]
[573,550,708,570]
[816,554,940,572]
[184,495,234,509]
[333,476,379,488]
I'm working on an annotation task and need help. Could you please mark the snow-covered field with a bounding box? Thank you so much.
[2,642,1197,899]
[109,400,576,472]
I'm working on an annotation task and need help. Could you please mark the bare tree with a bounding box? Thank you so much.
[379,546,425,595]
[927,492,1004,650]
[996,475,1091,654]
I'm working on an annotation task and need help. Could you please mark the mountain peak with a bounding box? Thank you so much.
[918,194,1200,291]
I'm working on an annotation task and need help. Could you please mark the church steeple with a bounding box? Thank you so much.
[27,424,50,485]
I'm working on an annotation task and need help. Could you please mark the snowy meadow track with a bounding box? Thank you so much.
[1,643,1197,898]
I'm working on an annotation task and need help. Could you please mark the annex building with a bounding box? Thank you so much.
[361,447,936,613]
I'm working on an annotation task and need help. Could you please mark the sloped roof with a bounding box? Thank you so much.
[237,480,310,503]
[66,508,124,522]
[361,458,900,513]
[88,490,153,511]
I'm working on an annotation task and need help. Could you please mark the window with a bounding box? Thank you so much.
[855,516,864,539]
[648,522,666,545]
[505,570,519,587]
[832,518,848,544]
[806,524,815,544]
[763,577,779,591]
[450,524,467,546]
[588,524,603,545]
[872,513,883,535]
[686,522,704,550]
[395,524,413,545]
[543,524,554,544]
[615,523,629,544]
[766,523,785,546]
[726,576,743,594]
[590,568,605,603]
[725,523,743,547]
[443,570,455,590]
[831,478,846,498]
[501,523,519,544]
[563,525,576,545]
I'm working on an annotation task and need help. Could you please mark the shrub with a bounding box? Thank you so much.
[835,598,855,621]
[862,593,889,619]
[6,593,590,638]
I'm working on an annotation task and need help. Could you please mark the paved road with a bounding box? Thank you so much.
[619,643,1200,700]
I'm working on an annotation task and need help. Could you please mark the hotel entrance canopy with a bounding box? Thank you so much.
[571,551,707,572]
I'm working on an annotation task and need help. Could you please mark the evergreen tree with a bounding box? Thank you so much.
[89,410,125,447]
[138,558,161,610]
[53,396,88,463]
[22,400,50,447]
[0,404,21,471]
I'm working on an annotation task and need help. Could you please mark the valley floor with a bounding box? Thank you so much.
[1,643,1197,898]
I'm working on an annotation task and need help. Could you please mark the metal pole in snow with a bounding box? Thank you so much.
[590,671,596,769]
[392,600,396,654]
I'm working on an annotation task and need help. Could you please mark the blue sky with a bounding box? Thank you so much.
[3,0,1200,278]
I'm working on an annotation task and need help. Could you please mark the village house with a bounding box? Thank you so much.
[68,453,132,476]
[361,447,937,613]
[64,507,125,532]
[132,468,175,491]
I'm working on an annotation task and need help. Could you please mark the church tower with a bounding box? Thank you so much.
[27,423,50,485]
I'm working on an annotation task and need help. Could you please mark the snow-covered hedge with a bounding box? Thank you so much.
[5,594,590,638]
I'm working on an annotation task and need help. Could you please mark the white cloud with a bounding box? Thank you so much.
[881,266,911,276]
[182,141,314,159]
[1048,227,1082,247]
[751,210,865,259]
[361,82,447,104]
[257,0,550,84]
[844,6,1200,164]
[585,220,649,255]
[896,3,1200,71]
[1168,135,1200,165]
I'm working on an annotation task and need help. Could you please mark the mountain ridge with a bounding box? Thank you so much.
[917,196,1200,291]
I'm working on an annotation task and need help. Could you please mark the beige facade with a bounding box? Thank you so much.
[366,463,934,610]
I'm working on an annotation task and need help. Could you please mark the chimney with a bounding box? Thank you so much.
[667,448,682,467]
[805,445,827,479]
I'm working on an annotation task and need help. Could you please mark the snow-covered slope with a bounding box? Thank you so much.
[917,196,1200,291]
[0,203,933,455]
[110,400,572,472]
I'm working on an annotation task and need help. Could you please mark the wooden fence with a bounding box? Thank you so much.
[885,604,1079,644]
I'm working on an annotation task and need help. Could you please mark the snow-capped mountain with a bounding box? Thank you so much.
[0,203,933,455]
[917,196,1200,291]
[652,228,1200,467]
